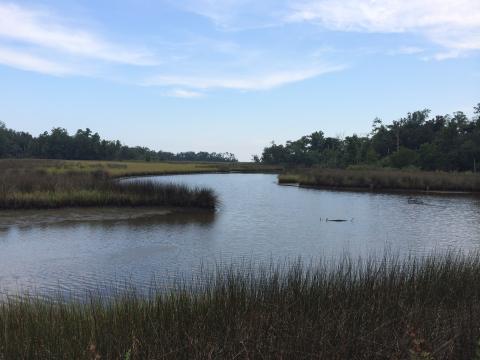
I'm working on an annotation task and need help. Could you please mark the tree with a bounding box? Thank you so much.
[259,103,478,171]
[0,123,238,162]
[388,147,418,168]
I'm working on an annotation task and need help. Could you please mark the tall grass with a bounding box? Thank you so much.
[0,169,217,210]
[279,168,480,192]
[1,253,480,358]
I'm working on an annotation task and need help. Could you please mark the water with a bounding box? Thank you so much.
[0,173,479,297]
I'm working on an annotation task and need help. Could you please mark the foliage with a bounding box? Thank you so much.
[260,103,480,172]
[0,123,237,162]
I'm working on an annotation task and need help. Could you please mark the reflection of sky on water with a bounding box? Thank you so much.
[0,174,479,297]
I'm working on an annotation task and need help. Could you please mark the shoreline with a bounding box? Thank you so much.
[278,168,480,195]
[279,181,480,196]
[0,206,215,229]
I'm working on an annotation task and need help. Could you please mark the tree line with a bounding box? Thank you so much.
[0,124,237,162]
[257,103,480,172]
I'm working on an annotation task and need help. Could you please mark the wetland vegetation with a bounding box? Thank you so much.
[279,167,480,193]
[0,164,217,210]
[2,253,480,359]
[0,159,281,210]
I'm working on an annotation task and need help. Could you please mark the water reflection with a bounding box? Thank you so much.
[0,207,215,234]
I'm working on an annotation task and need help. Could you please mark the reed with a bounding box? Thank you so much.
[0,169,217,210]
[279,168,480,192]
[1,253,480,359]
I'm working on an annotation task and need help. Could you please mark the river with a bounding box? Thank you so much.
[1,173,479,297]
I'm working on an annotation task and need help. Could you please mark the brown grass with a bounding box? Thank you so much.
[279,168,480,193]
[0,168,217,210]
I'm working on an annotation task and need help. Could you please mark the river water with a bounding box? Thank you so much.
[1,173,479,296]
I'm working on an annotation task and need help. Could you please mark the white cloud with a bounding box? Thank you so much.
[422,50,463,61]
[145,65,344,91]
[166,89,204,98]
[0,46,75,75]
[169,0,290,30]
[389,46,424,55]
[287,0,480,53]
[0,3,157,66]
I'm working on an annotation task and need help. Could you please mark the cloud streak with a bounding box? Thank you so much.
[166,89,204,98]
[287,0,480,55]
[0,3,157,66]
[145,65,345,91]
[0,46,75,75]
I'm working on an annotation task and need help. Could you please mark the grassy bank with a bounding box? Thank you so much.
[0,158,281,210]
[2,254,480,358]
[0,159,282,178]
[0,169,217,210]
[279,168,480,193]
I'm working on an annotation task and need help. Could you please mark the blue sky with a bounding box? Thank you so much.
[0,0,478,160]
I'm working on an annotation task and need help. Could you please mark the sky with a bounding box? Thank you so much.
[0,0,478,160]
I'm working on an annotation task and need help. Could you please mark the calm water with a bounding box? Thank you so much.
[1,173,479,296]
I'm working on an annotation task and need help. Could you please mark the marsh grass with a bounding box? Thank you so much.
[279,168,480,193]
[0,169,217,210]
[0,159,281,177]
[1,253,480,358]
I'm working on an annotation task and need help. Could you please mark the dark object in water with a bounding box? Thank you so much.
[408,197,425,205]
[325,218,349,222]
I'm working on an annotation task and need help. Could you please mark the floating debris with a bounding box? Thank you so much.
[321,218,354,222]
[408,198,425,205]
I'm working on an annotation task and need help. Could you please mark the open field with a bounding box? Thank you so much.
[2,253,480,359]
[279,168,480,193]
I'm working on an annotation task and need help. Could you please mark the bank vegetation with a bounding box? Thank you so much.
[0,164,217,210]
[279,167,480,193]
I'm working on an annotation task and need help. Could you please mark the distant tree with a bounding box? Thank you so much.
[0,123,238,162]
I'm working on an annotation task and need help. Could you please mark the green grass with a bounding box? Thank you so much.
[279,168,480,193]
[1,253,480,359]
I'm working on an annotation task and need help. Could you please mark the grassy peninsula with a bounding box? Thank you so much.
[0,161,218,210]
[2,253,480,359]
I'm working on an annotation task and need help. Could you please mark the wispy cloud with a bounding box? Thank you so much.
[145,65,345,91]
[287,0,480,55]
[165,89,204,98]
[0,46,75,75]
[170,0,289,30]
[422,50,463,61]
[388,46,425,56]
[0,2,345,93]
[0,3,157,66]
